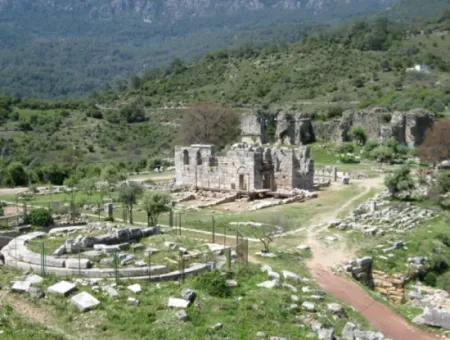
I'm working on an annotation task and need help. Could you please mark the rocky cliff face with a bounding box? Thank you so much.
[0,0,395,22]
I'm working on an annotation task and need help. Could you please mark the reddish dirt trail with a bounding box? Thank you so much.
[310,265,439,340]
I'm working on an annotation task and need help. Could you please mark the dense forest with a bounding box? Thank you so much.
[1,0,449,98]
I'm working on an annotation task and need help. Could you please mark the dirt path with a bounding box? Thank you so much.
[0,290,80,340]
[300,178,440,340]
[310,265,438,340]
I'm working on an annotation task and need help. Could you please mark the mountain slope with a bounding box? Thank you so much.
[0,0,404,98]
[0,12,449,181]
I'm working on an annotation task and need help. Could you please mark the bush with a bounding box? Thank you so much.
[349,127,367,145]
[194,270,231,297]
[0,205,3,216]
[384,166,415,198]
[369,145,394,163]
[339,153,360,164]
[423,272,437,287]
[337,143,354,154]
[25,208,54,227]
[437,272,450,293]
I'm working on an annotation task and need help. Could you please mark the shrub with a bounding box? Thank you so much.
[369,145,394,163]
[339,153,360,164]
[194,270,231,297]
[363,140,379,154]
[26,208,53,227]
[349,127,367,145]
[423,272,437,287]
[337,143,354,154]
[0,205,4,216]
[437,272,450,293]
[384,166,415,199]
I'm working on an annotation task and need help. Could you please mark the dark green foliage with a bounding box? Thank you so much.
[437,272,450,293]
[25,208,54,227]
[6,162,28,186]
[194,270,231,298]
[337,143,355,154]
[423,272,437,287]
[385,166,415,198]
[349,127,367,146]
[142,191,171,226]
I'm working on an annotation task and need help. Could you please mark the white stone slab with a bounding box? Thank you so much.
[168,297,190,309]
[25,274,44,286]
[11,281,31,293]
[127,284,142,294]
[71,292,100,312]
[47,281,76,296]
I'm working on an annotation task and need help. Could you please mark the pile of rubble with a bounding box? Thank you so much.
[250,190,316,211]
[329,192,436,236]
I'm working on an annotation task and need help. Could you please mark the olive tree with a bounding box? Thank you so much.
[118,182,143,224]
[142,191,171,226]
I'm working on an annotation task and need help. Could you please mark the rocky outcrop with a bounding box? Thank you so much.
[312,108,435,147]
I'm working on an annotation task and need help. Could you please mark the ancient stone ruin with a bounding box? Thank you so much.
[239,108,435,147]
[174,143,314,192]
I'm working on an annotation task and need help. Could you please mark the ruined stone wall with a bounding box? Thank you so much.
[312,108,435,146]
[175,144,314,192]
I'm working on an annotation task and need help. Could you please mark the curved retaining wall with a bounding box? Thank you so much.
[0,231,213,280]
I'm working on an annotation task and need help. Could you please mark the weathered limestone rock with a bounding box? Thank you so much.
[71,292,100,312]
[413,307,450,330]
[47,281,76,296]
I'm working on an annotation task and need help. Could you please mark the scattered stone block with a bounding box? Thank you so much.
[326,303,343,315]
[48,281,76,296]
[181,288,196,304]
[282,283,297,293]
[301,301,316,312]
[71,292,100,312]
[226,280,238,288]
[11,281,31,294]
[65,258,91,269]
[176,310,188,322]
[282,270,303,283]
[127,297,139,305]
[53,245,66,256]
[104,286,119,298]
[257,280,279,289]
[127,284,142,294]
[318,328,335,340]
[211,322,223,331]
[28,286,44,299]
[168,297,190,309]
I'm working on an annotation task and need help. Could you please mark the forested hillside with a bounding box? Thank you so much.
[0,11,449,187]
[1,0,449,98]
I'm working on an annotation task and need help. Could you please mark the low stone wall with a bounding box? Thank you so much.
[373,270,406,305]
[1,231,213,280]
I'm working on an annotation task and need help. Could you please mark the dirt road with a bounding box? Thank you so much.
[302,178,440,340]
